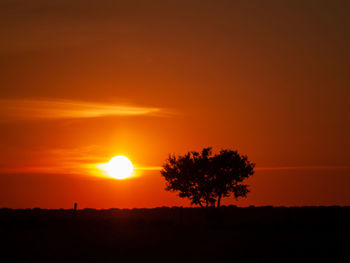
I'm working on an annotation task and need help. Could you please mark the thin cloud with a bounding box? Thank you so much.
[255,166,350,171]
[137,165,350,171]
[0,145,164,176]
[104,164,350,173]
[0,98,162,121]
[134,166,163,171]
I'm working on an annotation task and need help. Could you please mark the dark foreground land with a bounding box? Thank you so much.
[1,206,349,262]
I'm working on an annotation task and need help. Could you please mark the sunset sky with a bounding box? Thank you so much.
[1,0,349,208]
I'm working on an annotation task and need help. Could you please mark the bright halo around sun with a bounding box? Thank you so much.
[102,155,134,179]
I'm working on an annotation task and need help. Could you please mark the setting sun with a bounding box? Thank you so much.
[100,155,134,179]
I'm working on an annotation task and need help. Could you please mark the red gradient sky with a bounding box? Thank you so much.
[0,0,349,208]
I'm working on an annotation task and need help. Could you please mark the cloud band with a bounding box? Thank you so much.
[0,98,161,120]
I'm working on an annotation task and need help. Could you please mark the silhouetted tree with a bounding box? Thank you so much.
[161,147,255,208]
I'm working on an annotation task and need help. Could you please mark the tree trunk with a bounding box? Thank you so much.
[198,200,204,209]
[217,193,222,208]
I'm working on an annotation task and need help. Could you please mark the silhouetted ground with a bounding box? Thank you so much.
[1,206,349,262]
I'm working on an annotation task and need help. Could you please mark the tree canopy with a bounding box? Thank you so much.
[161,147,255,208]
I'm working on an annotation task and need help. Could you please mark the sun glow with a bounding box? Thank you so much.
[100,155,134,179]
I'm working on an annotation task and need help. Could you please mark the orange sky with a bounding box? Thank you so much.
[0,0,349,208]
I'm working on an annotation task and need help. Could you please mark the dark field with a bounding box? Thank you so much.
[1,206,349,262]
